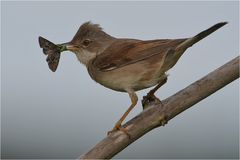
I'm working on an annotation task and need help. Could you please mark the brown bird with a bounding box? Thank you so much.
[39,21,227,135]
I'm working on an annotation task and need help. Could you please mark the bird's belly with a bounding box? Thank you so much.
[100,72,159,92]
[88,57,166,92]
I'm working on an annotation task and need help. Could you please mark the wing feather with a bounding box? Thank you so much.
[92,38,187,72]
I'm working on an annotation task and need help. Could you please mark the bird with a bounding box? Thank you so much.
[39,21,227,136]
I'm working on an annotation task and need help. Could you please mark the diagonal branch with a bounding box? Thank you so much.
[79,56,239,159]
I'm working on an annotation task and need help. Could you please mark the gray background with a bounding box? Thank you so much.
[1,1,239,159]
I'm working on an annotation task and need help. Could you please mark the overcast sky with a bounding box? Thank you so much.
[1,1,239,159]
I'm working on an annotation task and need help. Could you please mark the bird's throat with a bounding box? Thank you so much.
[75,49,97,66]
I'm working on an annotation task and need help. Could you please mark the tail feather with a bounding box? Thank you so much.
[176,22,228,51]
[164,22,228,70]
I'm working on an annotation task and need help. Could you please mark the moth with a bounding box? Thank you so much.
[39,36,61,72]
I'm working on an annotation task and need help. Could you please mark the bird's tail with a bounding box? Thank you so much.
[176,22,228,52]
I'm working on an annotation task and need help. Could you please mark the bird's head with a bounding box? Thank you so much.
[63,22,115,65]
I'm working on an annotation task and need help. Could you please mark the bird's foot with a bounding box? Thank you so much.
[142,94,162,109]
[107,125,131,138]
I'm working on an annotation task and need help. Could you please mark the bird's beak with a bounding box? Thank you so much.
[67,45,79,52]
[66,44,79,52]
[57,43,79,52]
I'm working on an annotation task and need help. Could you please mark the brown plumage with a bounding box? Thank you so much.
[39,21,227,136]
[93,39,186,71]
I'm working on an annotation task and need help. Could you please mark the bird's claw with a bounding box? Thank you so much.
[142,94,162,109]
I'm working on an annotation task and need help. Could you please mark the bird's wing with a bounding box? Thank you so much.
[92,39,187,72]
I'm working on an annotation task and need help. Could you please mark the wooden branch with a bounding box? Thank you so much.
[79,56,239,159]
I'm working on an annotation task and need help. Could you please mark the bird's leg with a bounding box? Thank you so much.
[108,90,138,137]
[142,77,167,108]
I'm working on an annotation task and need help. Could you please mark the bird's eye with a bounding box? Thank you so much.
[82,39,91,47]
